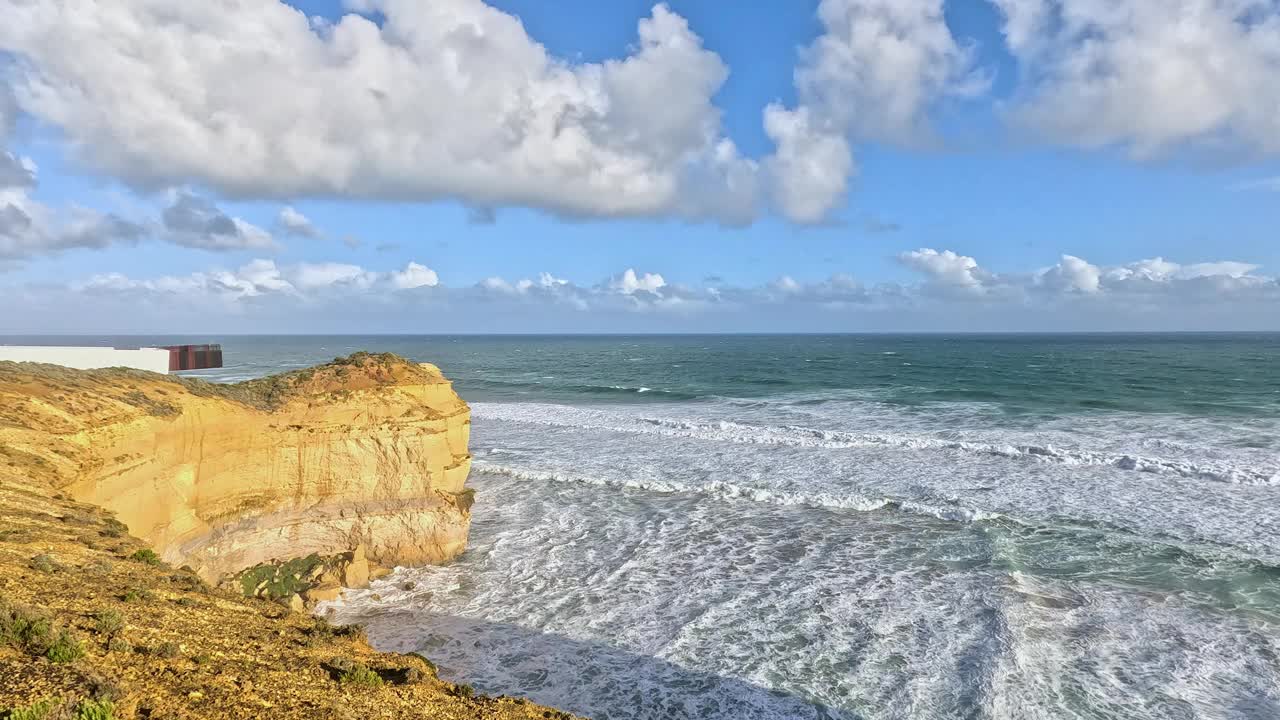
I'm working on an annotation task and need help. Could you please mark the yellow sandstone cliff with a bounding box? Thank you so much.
[0,353,583,718]
[0,353,474,585]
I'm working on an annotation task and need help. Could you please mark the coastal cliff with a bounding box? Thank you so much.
[0,354,580,719]
[0,353,473,588]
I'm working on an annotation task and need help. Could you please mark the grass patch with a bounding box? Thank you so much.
[92,610,124,637]
[73,700,115,720]
[337,663,383,688]
[236,553,325,600]
[45,629,85,663]
[1,698,60,720]
[1,598,52,654]
[129,548,161,566]
[3,595,90,667]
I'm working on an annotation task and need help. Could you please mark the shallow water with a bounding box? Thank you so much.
[24,333,1278,719]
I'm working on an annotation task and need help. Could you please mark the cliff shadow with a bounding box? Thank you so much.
[355,612,857,720]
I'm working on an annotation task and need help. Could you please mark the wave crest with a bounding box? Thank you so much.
[471,404,1279,486]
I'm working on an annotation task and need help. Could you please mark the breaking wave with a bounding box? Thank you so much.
[471,403,1280,486]
[474,462,1004,523]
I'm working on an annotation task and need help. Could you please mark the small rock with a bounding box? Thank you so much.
[287,594,306,613]
[343,557,369,588]
[304,582,343,604]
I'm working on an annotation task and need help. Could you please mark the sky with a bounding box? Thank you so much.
[1,0,1278,333]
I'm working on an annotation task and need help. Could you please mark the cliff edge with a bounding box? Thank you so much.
[0,353,474,589]
[0,354,581,719]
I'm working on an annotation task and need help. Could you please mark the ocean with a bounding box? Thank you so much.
[25,333,1280,719]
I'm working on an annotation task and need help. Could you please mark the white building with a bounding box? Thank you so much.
[0,346,173,374]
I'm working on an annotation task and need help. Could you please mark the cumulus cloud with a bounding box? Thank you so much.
[763,106,853,224]
[10,250,1267,333]
[990,0,1280,157]
[609,269,667,295]
[77,258,441,305]
[899,248,993,291]
[162,192,277,252]
[0,0,757,224]
[1039,254,1101,294]
[765,0,987,222]
[390,261,439,289]
[278,206,321,238]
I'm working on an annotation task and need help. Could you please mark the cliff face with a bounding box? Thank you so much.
[0,353,473,584]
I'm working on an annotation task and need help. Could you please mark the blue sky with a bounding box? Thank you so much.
[1,0,1278,332]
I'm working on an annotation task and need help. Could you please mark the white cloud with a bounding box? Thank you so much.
[899,248,992,291]
[162,191,277,252]
[290,262,376,290]
[390,261,439,289]
[795,0,988,145]
[278,206,321,238]
[765,0,987,222]
[763,105,853,224]
[609,268,667,295]
[991,0,1280,157]
[1040,254,1101,294]
[0,0,757,224]
[10,251,1275,332]
[79,259,296,300]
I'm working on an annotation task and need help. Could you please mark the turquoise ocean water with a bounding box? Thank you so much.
[15,334,1280,719]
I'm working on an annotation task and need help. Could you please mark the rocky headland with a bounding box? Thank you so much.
[0,353,577,719]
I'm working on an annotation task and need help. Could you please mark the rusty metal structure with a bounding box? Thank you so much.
[163,344,223,371]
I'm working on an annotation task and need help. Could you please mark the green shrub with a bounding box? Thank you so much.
[154,641,180,658]
[45,629,85,663]
[74,699,115,720]
[129,549,161,566]
[92,610,124,637]
[1,698,60,720]
[337,663,383,688]
[0,600,52,653]
[106,636,131,655]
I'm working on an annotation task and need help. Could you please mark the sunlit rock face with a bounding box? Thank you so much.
[0,353,473,584]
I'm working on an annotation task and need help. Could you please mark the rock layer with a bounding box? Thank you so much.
[0,353,473,584]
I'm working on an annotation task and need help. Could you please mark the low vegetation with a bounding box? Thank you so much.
[126,549,160,566]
